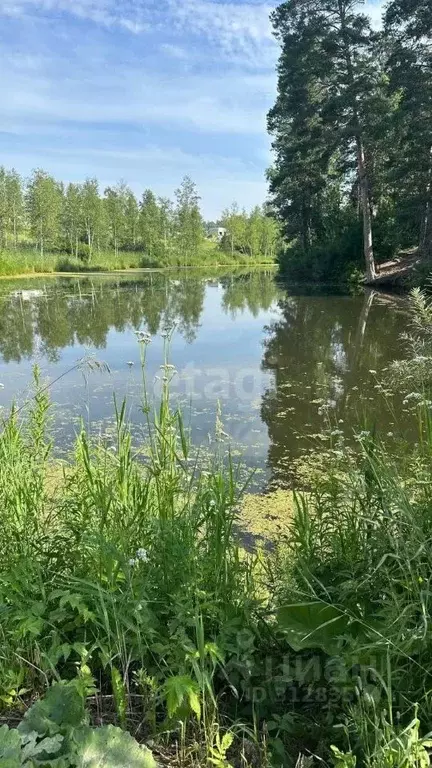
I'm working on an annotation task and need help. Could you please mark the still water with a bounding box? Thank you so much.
[0,268,410,488]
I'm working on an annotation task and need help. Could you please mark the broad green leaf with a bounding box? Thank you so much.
[74,725,157,768]
[277,602,356,653]
[21,732,64,762]
[19,682,85,736]
[188,690,201,721]
[0,724,21,767]
[164,675,200,719]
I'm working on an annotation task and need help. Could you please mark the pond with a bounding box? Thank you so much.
[0,268,411,489]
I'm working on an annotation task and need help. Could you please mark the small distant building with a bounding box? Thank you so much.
[207,226,227,242]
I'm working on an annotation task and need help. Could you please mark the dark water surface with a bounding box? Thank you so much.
[0,269,410,488]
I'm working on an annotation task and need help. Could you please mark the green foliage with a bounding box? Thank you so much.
[278,217,363,284]
[73,726,156,768]
[208,730,234,767]
[26,170,62,259]
[0,170,278,275]
[18,682,85,736]
[174,176,204,263]
[269,0,432,282]
[0,683,156,767]
[4,293,432,764]
[0,340,261,763]
[277,602,356,655]
[164,675,202,721]
[220,203,281,261]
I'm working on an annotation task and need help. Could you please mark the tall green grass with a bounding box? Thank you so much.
[0,338,263,765]
[0,244,275,277]
[2,289,432,766]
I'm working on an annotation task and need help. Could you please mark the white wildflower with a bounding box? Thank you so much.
[355,430,371,441]
[136,330,151,344]
[129,558,137,567]
[136,548,149,562]
[403,392,423,405]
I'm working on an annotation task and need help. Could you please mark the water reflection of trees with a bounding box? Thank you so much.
[221,270,280,317]
[0,270,281,363]
[261,290,408,487]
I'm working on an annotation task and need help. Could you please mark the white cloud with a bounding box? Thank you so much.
[0,0,148,29]
[0,0,277,68]
[159,43,189,60]
[167,0,276,64]
[0,1,277,217]
[0,51,275,135]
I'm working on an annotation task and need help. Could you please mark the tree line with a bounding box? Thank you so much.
[219,203,280,260]
[0,168,279,266]
[268,0,432,282]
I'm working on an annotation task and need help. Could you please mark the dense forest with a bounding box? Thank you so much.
[0,168,280,271]
[268,0,432,283]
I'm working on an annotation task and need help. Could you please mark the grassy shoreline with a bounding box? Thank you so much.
[0,244,276,280]
[2,291,432,766]
[0,263,277,281]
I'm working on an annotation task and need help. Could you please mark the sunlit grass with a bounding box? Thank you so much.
[0,244,275,277]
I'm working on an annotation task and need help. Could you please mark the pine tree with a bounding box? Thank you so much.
[268,0,383,279]
[385,0,432,254]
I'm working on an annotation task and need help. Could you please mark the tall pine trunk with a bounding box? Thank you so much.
[338,0,376,282]
[356,136,376,281]
[420,146,432,258]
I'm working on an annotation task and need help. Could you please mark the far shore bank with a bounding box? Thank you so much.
[0,261,277,281]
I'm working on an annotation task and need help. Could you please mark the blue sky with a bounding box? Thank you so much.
[0,0,383,219]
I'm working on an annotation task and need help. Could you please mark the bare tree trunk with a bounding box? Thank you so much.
[13,206,17,249]
[420,146,432,257]
[356,136,376,281]
[87,226,93,262]
[301,201,311,251]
